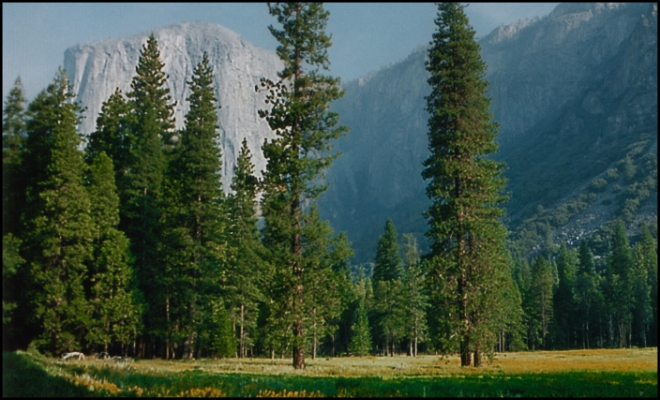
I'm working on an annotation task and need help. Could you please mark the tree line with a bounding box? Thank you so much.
[3,3,657,370]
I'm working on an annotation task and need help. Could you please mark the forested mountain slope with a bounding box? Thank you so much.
[320,2,657,262]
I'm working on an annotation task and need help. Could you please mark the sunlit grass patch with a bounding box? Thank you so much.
[3,349,657,397]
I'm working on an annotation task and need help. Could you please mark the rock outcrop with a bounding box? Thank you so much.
[64,21,282,191]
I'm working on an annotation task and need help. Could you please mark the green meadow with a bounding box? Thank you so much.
[3,348,657,397]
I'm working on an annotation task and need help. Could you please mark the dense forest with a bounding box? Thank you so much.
[2,3,657,369]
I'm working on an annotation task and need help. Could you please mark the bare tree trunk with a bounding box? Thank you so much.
[474,343,482,367]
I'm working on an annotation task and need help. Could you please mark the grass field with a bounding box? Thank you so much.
[3,348,657,397]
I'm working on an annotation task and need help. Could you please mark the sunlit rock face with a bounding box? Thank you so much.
[65,21,283,191]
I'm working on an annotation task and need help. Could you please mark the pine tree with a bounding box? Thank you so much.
[349,296,372,356]
[203,298,237,358]
[631,223,654,347]
[21,68,94,355]
[3,234,24,328]
[574,239,600,349]
[422,3,509,366]
[3,77,28,237]
[553,242,577,349]
[636,224,657,347]
[401,233,428,356]
[85,152,142,355]
[226,138,265,358]
[258,2,349,369]
[373,219,402,283]
[2,78,28,349]
[371,219,404,356]
[85,87,131,188]
[302,206,353,359]
[161,52,224,359]
[530,255,554,350]
[123,33,176,358]
[607,220,634,348]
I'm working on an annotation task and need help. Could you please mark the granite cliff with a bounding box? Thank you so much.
[64,4,657,263]
[65,21,282,191]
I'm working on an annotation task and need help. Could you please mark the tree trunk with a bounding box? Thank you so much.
[474,343,482,367]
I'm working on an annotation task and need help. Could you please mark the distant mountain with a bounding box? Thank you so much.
[64,5,657,265]
[321,2,657,262]
[65,21,282,191]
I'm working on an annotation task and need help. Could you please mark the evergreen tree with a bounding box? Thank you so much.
[3,77,28,237]
[371,219,404,356]
[636,224,658,347]
[631,223,655,347]
[85,152,142,355]
[85,88,131,188]
[574,239,600,349]
[2,233,25,328]
[302,206,353,359]
[422,3,509,366]
[401,234,428,356]
[607,220,634,348]
[530,255,554,350]
[123,33,176,358]
[203,298,237,358]
[161,52,224,359]
[258,2,348,369]
[21,68,94,355]
[553,242,577,349]
[2,78,28,349]
[226,138,265,358]
[349,296,372,356]
[373,219,402,283]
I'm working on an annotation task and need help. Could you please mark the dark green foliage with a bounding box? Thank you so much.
[202,299,237,358]
[2,234,24,328]
[422,3,510,367]
[21,68,94,355]
[373,219,401,283]
[258,2,349,369]
[574,239,602,349]
[162,52,224,359]
[85,88,131,190]
[631,223,655,347]
[85,152,141,354]
[529,256,554,350]
[348,296,371,356]
[552,243,577,349]
[122,33,176,358]
[401,234,428,356]
[607,220,635,347]
[226,138,264,358]
[2,77,28,237]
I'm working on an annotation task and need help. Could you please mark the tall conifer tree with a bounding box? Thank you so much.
[422,3,509,366]
[124,33,176,358]
[373,219,402,283]
[258,2,348,369]
[86,88,131,189]
[607,220,634,348]
[85,152,141,355]
[574,239,600,349]
[226,138,265,358]
[163,52,224,358]
[3,77,28,237]
[2,78,28,348]
[21,68,94,355]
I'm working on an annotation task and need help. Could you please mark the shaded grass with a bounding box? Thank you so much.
[3,349,657,397]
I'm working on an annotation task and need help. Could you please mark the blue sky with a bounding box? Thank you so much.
[3,3,558,102]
